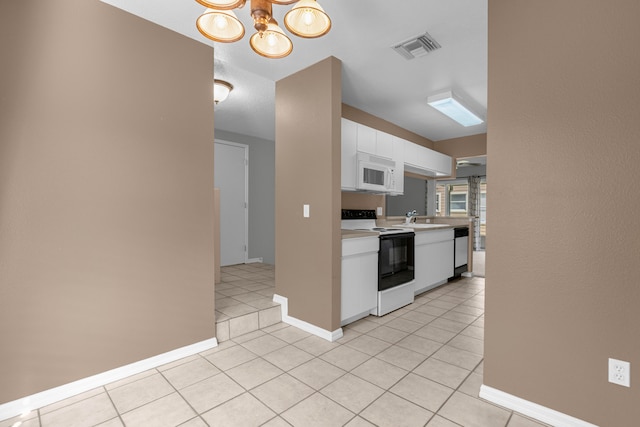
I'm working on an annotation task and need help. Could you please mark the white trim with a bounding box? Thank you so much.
[246,257,263,263]
[273,294,343,342]
[479,385,599,427]
[449,190,468,213]
[0,338,218,422]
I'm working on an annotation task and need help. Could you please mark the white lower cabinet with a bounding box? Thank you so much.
[341,236,379,326]
[414,230,454,295]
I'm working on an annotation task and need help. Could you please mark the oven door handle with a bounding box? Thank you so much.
[379,232,415,240]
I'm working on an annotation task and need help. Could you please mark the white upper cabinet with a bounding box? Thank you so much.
[341,118,358,191]
[375,131,394,159]
[356,124,377,155]
[341,118,452,191]
[355,123,393,160]
[403,140,452,177]
[390,137,405,195]
[426,149,453,176]
[403,139,419,164]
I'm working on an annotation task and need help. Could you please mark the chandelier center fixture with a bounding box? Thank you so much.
[195,0,331,59]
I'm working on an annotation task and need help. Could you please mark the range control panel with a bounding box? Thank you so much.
[341,209,377,220]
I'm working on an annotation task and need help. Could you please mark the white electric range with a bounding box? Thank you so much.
[341,209,416,316]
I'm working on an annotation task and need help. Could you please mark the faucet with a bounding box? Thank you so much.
[405,209,417,224]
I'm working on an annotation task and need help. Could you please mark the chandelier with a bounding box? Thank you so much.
[195,0,331,59]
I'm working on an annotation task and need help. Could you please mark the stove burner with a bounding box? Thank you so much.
[341,209,415,236]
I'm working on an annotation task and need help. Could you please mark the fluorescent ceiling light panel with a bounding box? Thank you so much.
[427,91,483,127]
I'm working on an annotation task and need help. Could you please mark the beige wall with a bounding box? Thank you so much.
[275,57,342,332]
[434,133,487,159]
[0,1,215,404]
[341,193,386,216]
[486,1,640,425]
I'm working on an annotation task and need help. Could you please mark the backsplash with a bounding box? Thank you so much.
[341,192,386,216]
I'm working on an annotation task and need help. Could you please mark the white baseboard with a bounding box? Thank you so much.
[479,385,599,427]
[462,272,474,278]
[273,294,343,342]
[246,257,263,263]
[0,338,218,422]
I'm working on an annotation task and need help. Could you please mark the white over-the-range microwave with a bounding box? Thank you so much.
[356,152,399,193]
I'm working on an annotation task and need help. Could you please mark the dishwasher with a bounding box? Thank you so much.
[451,226,469,278]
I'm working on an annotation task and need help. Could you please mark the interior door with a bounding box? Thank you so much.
[214,141,248,266]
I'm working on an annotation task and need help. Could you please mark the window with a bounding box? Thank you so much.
[435,183,447,216]
[450,191,467,213]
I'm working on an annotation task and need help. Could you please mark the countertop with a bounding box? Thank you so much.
[341,223,467,239]
[341,230,378,239]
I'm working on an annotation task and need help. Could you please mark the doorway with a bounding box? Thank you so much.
[214,140,248,266]
[435,175,486,277]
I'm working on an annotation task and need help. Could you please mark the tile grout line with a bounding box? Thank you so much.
[220,272,487,426]
[367,285,484,425]
[101,384,127,427]
[414,282,500,426]
[289,280,486,426]
[251,319,375,424]
[34,274,498,427]
[368,281,484,424]
[155,367,212,427]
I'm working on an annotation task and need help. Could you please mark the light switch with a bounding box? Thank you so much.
[377,207,383,216]
[303,204,310,218]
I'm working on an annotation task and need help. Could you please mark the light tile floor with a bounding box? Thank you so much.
[2,276,551,427]
[216,264,277,321]
[215,264,281,341]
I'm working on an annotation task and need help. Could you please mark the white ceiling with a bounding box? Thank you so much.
[101,0,487,143]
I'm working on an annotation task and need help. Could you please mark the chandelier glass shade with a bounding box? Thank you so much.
[196,9,245,42]
[249,18,293,58]
[284,0,331,38]
[195,0,246,10]
[195,0,330,58]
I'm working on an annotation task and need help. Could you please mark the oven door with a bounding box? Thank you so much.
[379,232,415,291]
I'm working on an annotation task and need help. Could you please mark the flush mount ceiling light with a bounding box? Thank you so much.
[195,0,330,59]
[214,79,233,104]
[427,91,484,127]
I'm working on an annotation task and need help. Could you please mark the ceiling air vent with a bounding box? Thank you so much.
[392,32,441,60]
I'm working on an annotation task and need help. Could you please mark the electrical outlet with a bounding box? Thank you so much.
[608,358,631,387]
